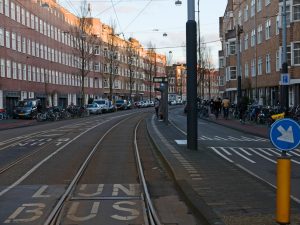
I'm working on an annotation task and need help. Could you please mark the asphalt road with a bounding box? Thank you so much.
[169,107,300,203]
[0,108,200,225]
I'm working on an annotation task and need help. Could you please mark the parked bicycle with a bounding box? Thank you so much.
[0,109,8,120]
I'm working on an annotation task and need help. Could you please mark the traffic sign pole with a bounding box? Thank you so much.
[270,118,300,225]
[276,156,291,225]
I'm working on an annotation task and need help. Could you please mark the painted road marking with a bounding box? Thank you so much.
[198,135,268,142]
[208,147,300,164]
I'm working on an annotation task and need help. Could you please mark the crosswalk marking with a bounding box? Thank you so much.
[238,147,252,156]
[210,147,233,163]
[229,147,256,163]
[198,135,268,142]
[208,146,300,164]
[247,147,277,163]
[219,147,231,155]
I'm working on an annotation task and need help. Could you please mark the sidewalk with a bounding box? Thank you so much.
[0,119,37,130]
[205,113,269,138]
[146,116,300,225]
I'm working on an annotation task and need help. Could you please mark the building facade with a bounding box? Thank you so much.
[166,64,187,102]
[0,0,166,114]
[219,0,300,106]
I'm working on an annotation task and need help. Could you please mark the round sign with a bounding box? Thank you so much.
[269,118,300,151]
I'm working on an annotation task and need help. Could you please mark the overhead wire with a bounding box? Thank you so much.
[110,0,126,39]
[123,0,153,32]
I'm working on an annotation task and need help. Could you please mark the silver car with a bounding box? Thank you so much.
[86,103,101,114]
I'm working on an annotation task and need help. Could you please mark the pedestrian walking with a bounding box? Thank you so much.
[154,98,160,119]
[222,96,230,119]
[214,98,222,119]
[239,96,248,124]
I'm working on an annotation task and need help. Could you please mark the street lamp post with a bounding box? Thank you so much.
[237,24,243,106]
[281,0,289,114]
[186,0,198,150]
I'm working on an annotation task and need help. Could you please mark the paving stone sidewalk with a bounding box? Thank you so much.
[147,116,300,225]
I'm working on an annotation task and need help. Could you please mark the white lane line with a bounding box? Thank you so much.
[190,174,201,177]
[0,121,107,197]
[238,147,252,156]
[289,150,300,157]
[255,148,273,156]
[192,178,202,180]
[248,148,276,163]
[229,147,256,163]
[293,148,300,153]
[209,147,233,163]
[219,147,232,155]
[264,148,281,156]
[254,137,268,142]
[227,136,241,141]
[214,136,227,141]
[241,136,255,141]
[201,136,213,140]
[0,112,138,197]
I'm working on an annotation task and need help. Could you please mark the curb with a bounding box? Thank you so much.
[146,119,225,225]
[201,116,269,139]
[0,121,38,131]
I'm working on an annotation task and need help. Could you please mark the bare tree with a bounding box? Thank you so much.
[69,2,99,106]
[103,21,120,101]
[202,48,215,100]
[146,42,156,101]
[126,38,137,102]
[197,36,207,98]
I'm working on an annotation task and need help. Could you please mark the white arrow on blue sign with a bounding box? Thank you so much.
[270,118,300,151]
[281,73,290,85]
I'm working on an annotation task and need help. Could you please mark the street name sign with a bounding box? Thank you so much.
[280,73,290,85]
[270,118,300,151]
[153,77,168,83]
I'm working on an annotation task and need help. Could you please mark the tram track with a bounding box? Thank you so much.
[0,112,140,177]
[0,110,163,225]
[42,112,161,225]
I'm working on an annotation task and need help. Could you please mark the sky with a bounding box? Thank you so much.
[58,0,228,68]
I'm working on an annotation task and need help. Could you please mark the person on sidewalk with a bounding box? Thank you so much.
[222,96,230,119]
[154,98,160,119]
[214,98,222,119]
[238,96,248,124]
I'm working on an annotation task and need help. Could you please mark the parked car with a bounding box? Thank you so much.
[127,101,133,109]
[107,101,116,112]
[93,99,109,113]
[13,99,41,119]
[86,103,102,114]
[115,100,128,110]
[134,101,141,108]
[169,100,177,105]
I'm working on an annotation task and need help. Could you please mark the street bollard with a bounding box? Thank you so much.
[276,156,291,225]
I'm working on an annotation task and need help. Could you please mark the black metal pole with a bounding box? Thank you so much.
[186,19,198,150]
[237,25,242,106]
[281,0,289,115]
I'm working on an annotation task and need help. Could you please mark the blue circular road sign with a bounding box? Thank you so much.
[270,118,300,151]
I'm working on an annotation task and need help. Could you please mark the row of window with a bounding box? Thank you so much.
[0,58,151,91]
[0,58,98,87]
[219,42,300,70]
[225,18,275,56]
[224,43,300,81]
[0,26,155,79]
[0,0,77,44]
[239,0,299,24]
[0,0,166,79]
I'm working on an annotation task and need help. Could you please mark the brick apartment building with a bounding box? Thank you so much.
[0,0,166,114]
[219,0,300,106]
[203,70,220,100]
[166,64,187,102]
